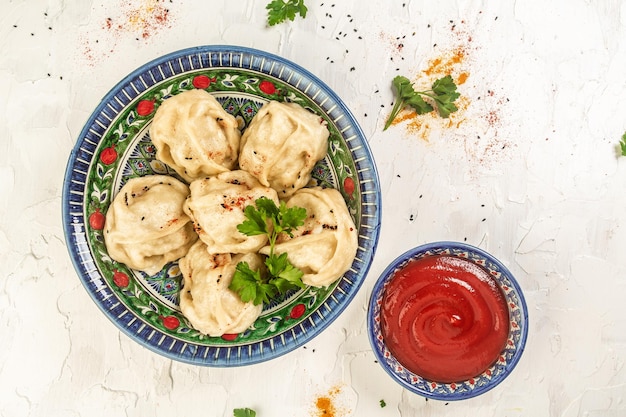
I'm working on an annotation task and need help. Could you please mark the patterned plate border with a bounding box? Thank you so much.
[367,241,528,400]
[62,45,381,366]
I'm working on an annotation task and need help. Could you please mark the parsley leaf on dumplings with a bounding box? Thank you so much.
[230,197,307,305]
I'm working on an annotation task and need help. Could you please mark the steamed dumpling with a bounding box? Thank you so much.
[238,101,329,198]
[104,175,198,275]
[149,89,241,182]
[183,170,280,254]
[260,187,358,287]
[179,240,263,336]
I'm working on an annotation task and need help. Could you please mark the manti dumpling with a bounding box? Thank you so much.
[104,175,198,275]
[238,101,329,198]
[260,187,358,287]
[149,89,241,182]
[179,240,263,336]
[183,170,279,254]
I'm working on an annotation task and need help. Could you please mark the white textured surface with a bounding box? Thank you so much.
[2,0,626,416]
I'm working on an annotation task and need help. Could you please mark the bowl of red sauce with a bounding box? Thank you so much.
[367,241,528,400]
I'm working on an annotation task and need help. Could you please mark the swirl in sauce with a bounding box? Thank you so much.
[380,255,509,383]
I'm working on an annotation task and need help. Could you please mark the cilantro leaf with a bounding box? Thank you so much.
[277,202,307,236]
[276,260,305,284]
[405,93,433,115]
[255,197,280,220]
[229,198,307,305]
[230,262,274,305]
[266,0,308,26]
[383,74,460,130]
[271,277,302,294]
[431,75,460,118]
[266,252,305,287]
[620,132,626,156]
[237,205,268,236]
[233,408,256,417]
[394,76,416,100]
[265,251,290,277]
[431,74,458,97]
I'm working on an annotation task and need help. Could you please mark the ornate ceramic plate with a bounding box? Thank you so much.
[63,45,381,366]
[368,242,528,400]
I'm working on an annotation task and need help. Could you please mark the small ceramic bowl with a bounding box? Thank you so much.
[367,241,528,400]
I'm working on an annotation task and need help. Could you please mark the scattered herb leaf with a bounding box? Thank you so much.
[233,408,256,417]
[379,399,387,408]
[229,197,307,305]
[266,0,308,26]
[383,74,460,130]
[620,132,626,156]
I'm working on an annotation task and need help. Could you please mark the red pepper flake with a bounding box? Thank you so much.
[121,0,172,40]
[165,218,179,227]
[221,195,253,212]
[81,0,175,65]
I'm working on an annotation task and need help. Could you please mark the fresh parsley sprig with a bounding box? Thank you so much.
[266,0,308,26]
[229,197,307,305]
[383,75,460,130]
[233,408,256,417]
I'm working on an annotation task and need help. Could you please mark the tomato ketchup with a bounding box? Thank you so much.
[380,254,509,383]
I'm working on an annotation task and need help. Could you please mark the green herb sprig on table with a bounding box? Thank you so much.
[229,197,307,305]
[383,75,460,131]
[266,0,308,26]
[233,408,256,417]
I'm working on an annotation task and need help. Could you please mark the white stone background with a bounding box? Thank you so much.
[1,0,626,416]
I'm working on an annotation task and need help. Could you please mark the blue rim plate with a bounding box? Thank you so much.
[367,241,528,400]
[62,45,381,366]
